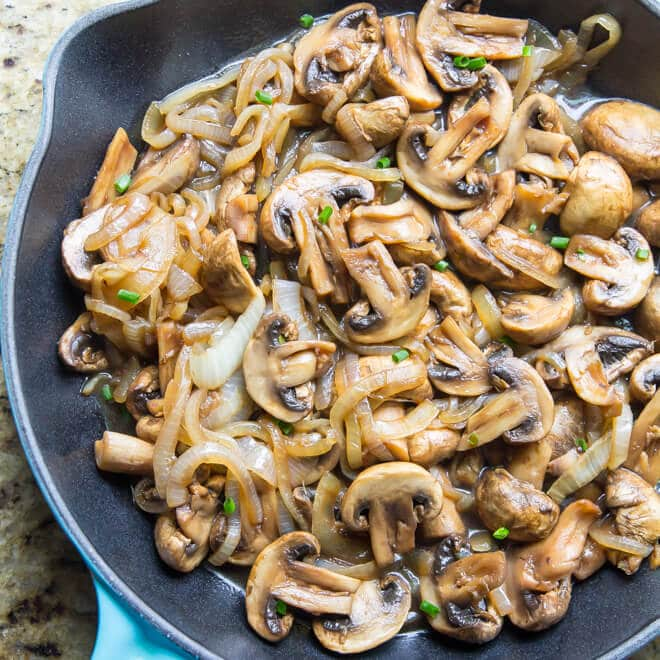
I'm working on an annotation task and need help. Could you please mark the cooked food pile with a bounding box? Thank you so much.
[58,0,660,652]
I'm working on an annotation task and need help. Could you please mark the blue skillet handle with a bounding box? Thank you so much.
[92,579,193,660]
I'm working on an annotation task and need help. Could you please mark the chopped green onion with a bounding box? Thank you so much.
[376,156,391,169]
[528,223,537,234]
[576,248,585,255]
[117,289,140,304]
[241,254,250,268]
[255,90,273,105]
[576,248,586,260]
[453,55,471,68]
[275,600,288,616]
[575,437,588,452]
[299,13,314,28]
[223,497,236,515]
[500,335,515,348]
[277,334,286,345]
[466,56,487,70]
[550,236,570,250]
[468,432,479,447]
[522,45,534,57]
[114,174,131,194]
[277,419,293,435]
[101,384,113,401]
[493,527,510,540]
[420,600,440,617]
[392,349,410,363]
[318,205,333,224]
[433,260,449,272]
[636,248,650,261]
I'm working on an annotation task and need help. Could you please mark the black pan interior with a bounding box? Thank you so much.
[3,0,659,658]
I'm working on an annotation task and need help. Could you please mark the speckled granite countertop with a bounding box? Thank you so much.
[0,1,657,659]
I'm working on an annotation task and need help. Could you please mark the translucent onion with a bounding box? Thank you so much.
[577,14,622,67]
[547,432,610,502]
[299,152,402,181]
[223,421,270,443]
[471,285,504,341]
[85,194,151,251]
[437,395,489,425]
[589,522,653,558]
[182,319,223,345]
[208,476,242,566]
[237,436,277,486]
[142,102,178,149]
[285,430,336,457]
[488,242,562,289]
[512,45,539,107]
[112,356,141,403]
[371,400,438,440]
[81,372,112,397]
[85,296,131,323]
[608,403,633,470]
[167,264,203,301]
[272,279,316,340]
[313,558,380,579]
[165,105,234,144]
[203,370,253,429]
[276,494,297,534]
[190,290,265,389]
[489,586,513,616]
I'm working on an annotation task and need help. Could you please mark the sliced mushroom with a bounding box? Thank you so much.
[341,240,431,344]
[506,499,600,631]
[564,228,654,315]
[131,134,200,195]
[58,312,108,373]
[580,100,660,181]
[215,163,258,243]
[475,468,559,541]
[293,4,382,122]
[559,151,633,239]
[430,269,474,335]
[625,390,660,481]
[312,574,411,653]
[155,513,208,573]
[243,314,335,423]
[499,288,574,345]
[340,462,443,566]
[427,316,490,396]
[61,206,106,291]
[370,14,443,111]
[175,481,219,547]
[498,93,579,181]
[335,96,409,160]
[125,366,160,419]
[461,357,554,449]
[636,199,660,248]
[573,537,607,581]
[604,468,660,575]
[544,396,585,461]
[636,275,660,343]
[630,355,660,403]
[502,177,568,233]
[417,0,527,91]
[506,437,552,491]
[420,537,506,643]
[200,228,260,314]
[408,420,461,466]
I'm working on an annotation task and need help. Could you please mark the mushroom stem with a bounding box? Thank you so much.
[270,584,353,615]
[288,561,362,593]
[368,498,417,566]
[94,431,154,475]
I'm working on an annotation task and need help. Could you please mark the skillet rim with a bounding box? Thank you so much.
[1,0,659,658]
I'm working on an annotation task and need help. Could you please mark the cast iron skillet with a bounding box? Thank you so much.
[2,0,659,657]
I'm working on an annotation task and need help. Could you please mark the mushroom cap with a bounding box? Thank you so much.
[429,269,473,333]
[475,468,559,542]
[154,513,208,573]
[58,312,109,373]
[312,574,411,653]
[61,207,105,291]
[580,100,660,180]
[559,151,633,239]
[636,199,660,248]
[636,275,660,343]
[630,354,660,403]
[544,396,585,461]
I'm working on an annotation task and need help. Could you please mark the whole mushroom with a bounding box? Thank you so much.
[636,275,660,343]
[636,200,660,248]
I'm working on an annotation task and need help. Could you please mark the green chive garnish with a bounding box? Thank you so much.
[522,45,534,57]
[453,55,471,68]
[223,497,236,515]
[318,205,333,224]
[275,600,288,616]
[392,349,410,363]
[493,527,510,540]
[277,334,286,345]
[376,156,391,169]
[117,289,140,304]
[255,90,273,105]
[433,260,449,272]
[575,437,588,452]
[466,56,487,70]
[241,254,250,268]
[576,248,586,260]
[299,13,314,29]
[636,248,650,261]
[277,419,293,435]
[114,174,131,194]
[500,335,515,348]
[550,236,570,250]
[528,223,537,234]
[101,384,113,401]
[468,432,479,447]
[420,600,440,617]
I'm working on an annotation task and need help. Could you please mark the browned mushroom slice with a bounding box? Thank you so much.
[506,437,552,491]
[419,537,506,643]
[293,4,382,122]
[340,462,443,566]
[243,314,335,424]
[580,100,660,181]
[335,96,409,161]
[200,229,260,314]
[131,134,200,195]
[58,312,109,373]
[427,316,490,396]
[341,240,431,344]
[155,513,209,573]
[460,357,554,449]
[408,420,461,466]
[498,93,579,181]
[559,151,633,239]
[499,288,574,345]
[565,228,654,316]
[603,468,660,575]
[61,206,106,291]
[370,14,443,111]
[543,396,585,461]
[175,482,220,547]
[214,163,257,243]
[630,355,660,403]
[636,275,660,343]
[82,127,138,215]
[417,0,527,91]
[502,177,568,234]
[125,366,161,420]
[506,499,600,631]
[625,389,660,483]
[430,269,474,335]
[637,199,660,248]
[475,468,559,541]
